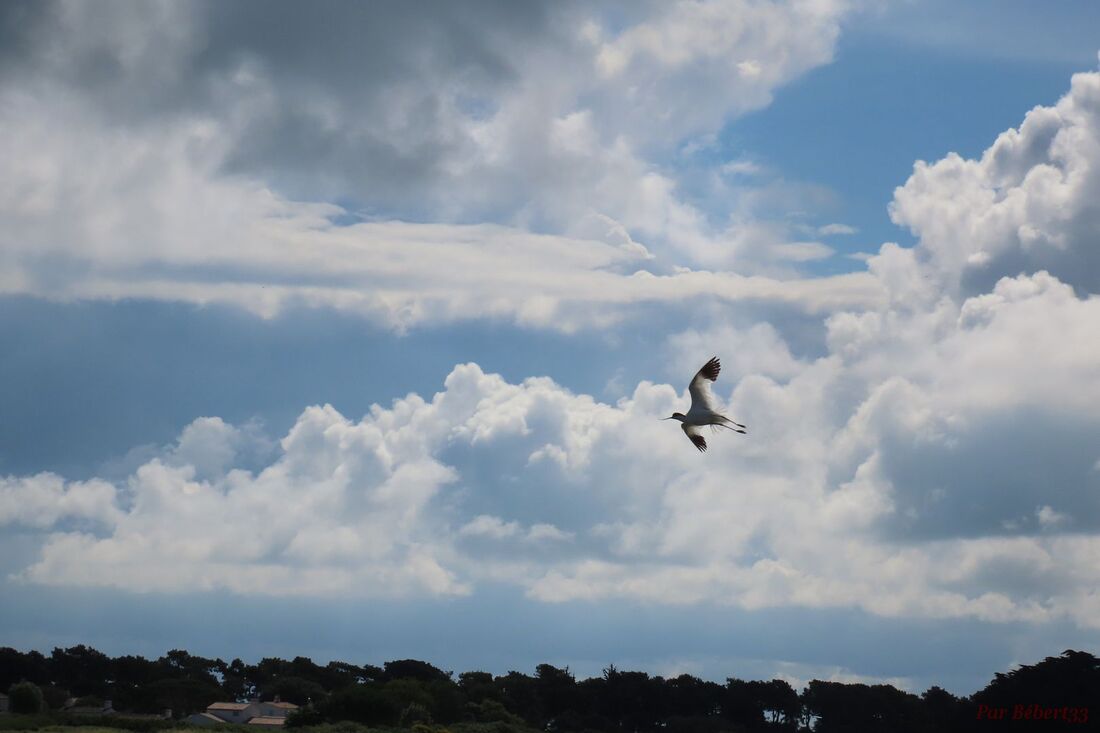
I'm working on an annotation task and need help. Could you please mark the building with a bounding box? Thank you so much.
[247,716,288,727]
[64,699,115,716]
[206,701,259,723]
[193,698,298,727]
[0,693,9,713]
[186,712,226,726]
[257,700,299,718]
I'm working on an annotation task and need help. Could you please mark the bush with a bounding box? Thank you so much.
[400,703,433,727]
[0,714,52,731]
[284,723,376,733]
[464,700,524,726]
[8,681,45,714]
[451,721,538,733]
[40,684,72,710]
[54,713,179,732]
[286,705,327,728]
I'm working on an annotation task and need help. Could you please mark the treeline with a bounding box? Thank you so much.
[2,646,1099,732]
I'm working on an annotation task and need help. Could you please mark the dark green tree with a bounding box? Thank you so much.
[8,681,45,714]
[496,671,541,724]
[423,678,464,723]
[536,664,578,724]
[969,650,1100,730]
[324,661,378,687]
[285,704,326,728]
[921,686,962,732]
[0,648,49,690]
[459,671,499,704]
[802,680,928,733]
[161,649,225,686]
[268,675,328,706]
[466,698,527,726]
[599,666,659,732]
[665,674,723,719]
[400,701,434,727]
[723,678,764,729]
[758,679,800,729]
[221,658,252,701]
[323,684,401,726]
[49,645,111,697]
[384,659,452,683]
[40,684,71,711]
[144,676,223,716]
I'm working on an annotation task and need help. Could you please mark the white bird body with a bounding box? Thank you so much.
[664,356,746,452]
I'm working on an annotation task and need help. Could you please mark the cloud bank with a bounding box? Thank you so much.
[3,2,1100,647]
[0,0,865,328]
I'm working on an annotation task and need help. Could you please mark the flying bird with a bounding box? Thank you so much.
[663,356,747,452]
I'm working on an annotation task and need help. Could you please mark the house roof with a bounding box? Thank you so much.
[248,716,286,726]
[190,713,225,723]
[209,702,253,710]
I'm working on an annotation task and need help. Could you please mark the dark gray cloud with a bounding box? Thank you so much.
[0,0,577,213]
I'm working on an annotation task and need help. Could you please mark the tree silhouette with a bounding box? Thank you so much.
[0,647,48,690]
[322,684,400,726]
[969,650,1100,731]
[7,681,45,714]
[801,680,930,733]
[49,645,111,697]
[384,659,452,683]
[0,642,1096,732]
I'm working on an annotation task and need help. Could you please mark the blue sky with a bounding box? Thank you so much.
[3,0,1100,695]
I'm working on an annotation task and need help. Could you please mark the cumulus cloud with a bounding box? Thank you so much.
[665,322,807,383]
[0,100,882,329]
[5,3,1100,642]
[589,0,845,143]
[891,67,1100,297]
[6,329,1100,630]
[0,0,861,324]
[0,474,122,529]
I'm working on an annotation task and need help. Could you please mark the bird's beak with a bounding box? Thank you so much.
[660,416,673,420]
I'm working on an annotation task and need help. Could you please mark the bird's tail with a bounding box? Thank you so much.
[714,414,747,434]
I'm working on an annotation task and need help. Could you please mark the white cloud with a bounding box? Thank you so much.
[890,68,1100,297]
[6,332,1100,629]
[0,101,881,328]
[527,523,574,542]
[591,0,847,144]
[1037,505,1068,529]
[720,160,763,177]
[461,515,522,540]
[0,75,885,329]
[818,223,858,236]
[771,660,915,693]
[4,5,1100,641]
[665,323,806,384]
[771,242,835,262]
[0,1,862,324]
[0,474,123,529]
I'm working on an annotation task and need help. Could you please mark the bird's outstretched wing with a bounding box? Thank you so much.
[688,356,721,413]
[682,423,707,452]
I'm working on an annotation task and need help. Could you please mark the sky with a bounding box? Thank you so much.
[2,0,1100,696]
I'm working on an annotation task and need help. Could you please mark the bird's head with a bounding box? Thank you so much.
[663,412,686,422]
